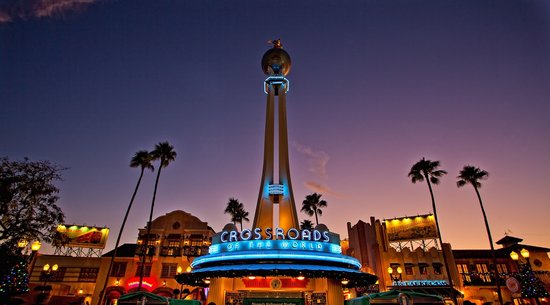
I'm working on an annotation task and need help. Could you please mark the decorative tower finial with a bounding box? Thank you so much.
[268,38,283,49]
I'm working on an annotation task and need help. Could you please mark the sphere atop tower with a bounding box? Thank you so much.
[261,39,291,76]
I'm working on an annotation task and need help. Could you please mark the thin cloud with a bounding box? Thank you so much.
[292,141,330,179]
[304,181,345,199]
[304,181,331,194]
[0,0,98,23]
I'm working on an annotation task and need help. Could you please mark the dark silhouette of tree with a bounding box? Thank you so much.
[301,193,327,225]
[234,206,250,231]
[300,219,314,231]
[0,157,65,245]
[408,158,457,304]
[224,198,242,226]
[224,198,249,230]
[457,165,503,305]
[99,151,153,304]
[0,157,65,303]
[138,142,176,290]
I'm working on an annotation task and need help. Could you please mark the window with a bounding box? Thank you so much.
[457,264,471,282]
[161,263,178,278]
[135,264,152,277]
[419,264,428,275]
[433,263,442,275]
[111,263,127,277]
[497,264,508,273]
[405,265,414,275]
[168,240,180,247]
[79,268,99,282]
[476,264,491,282]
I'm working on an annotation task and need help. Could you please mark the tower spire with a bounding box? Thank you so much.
[253,42,299,232]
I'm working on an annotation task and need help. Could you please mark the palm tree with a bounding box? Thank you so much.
[98,150,153,305]
[224,198,242,226]
[138,142,176,290]
[300,219,314,231]
[234,206,250,231]
[301,193,327,225]
[408,158,457,304]
[457,165,503,305]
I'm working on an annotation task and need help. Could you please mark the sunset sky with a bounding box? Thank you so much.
[2,0,549,253]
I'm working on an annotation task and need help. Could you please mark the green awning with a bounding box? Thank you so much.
[346,290,444,305]
[118,291,169,304]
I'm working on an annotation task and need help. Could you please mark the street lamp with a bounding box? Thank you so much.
[41,263,58,294]
[510,251,519,261]
[520,248,530,260]
[31,241,41,252]
[176,266,187,299]
[28,241,42,275]
[388,266,403,284]
[18,240,29,249]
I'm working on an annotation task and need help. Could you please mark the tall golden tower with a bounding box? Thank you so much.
[252,40,299,232]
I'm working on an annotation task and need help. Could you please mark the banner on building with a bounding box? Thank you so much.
[385,214,438,242]
[57,224,109,249]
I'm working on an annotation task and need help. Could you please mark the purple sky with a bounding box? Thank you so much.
[2,0,550,253]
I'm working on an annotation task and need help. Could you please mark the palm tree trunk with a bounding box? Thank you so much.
[474,186,503,305]
[314,211,319,226]
[426,178,458,305]
[138,164,163,290]
[98,169,144,305]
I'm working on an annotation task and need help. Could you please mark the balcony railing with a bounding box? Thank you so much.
[160,246,182,257]
[461,273,506,286]
[135,246,156,257]
[182,246,209,257]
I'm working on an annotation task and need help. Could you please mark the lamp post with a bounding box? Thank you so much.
[41,263,58,294]
[29,241,41,273]
[388,266,403,286]
[176,266,185,299]
[510,249,542,305]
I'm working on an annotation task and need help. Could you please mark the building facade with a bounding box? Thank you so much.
[347,217,550,305]
[347,216,462,301]
[92,210,215,305]
[27,254,101,305]
[453,236,550,305]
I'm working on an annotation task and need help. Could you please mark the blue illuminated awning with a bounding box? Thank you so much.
[192,250,361,269]
[192,263,363,274]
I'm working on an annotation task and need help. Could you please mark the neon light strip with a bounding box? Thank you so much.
[127,281,153,288]
[192,263,363,274]
[209,239,336,255]
[268,184,284,195]
[192,251,361,269]
[263,76,290,94]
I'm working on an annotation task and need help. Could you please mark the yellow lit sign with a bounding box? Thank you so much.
[385,214,438,242]
[57,224,110,249]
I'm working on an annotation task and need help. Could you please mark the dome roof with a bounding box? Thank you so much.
[222,223,238,232]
